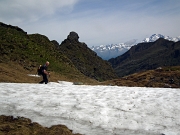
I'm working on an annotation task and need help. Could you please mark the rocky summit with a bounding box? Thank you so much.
[59,31,118,81]
[67,31,79,41]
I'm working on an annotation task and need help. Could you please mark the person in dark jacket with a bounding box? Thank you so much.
[39,61,50,84]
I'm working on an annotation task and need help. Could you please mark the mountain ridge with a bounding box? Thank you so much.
[91,34,180,60]
[108,38,180,77]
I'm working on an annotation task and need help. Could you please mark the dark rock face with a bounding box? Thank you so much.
[67,31,79,42]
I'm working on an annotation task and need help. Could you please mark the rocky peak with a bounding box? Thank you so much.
[59,32,118,81]
[67,31,79,42]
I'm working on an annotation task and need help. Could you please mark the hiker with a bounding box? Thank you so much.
[39,61,50,84]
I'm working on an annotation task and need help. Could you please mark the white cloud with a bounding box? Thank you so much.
[0,0,79,23]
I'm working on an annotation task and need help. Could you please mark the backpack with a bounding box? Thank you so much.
[37,65,43,75]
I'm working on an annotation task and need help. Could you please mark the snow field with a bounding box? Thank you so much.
[0,81,180,135]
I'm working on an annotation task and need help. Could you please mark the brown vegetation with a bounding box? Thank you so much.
[101,66,180,88]
[0,62,98,84]
[0,115,81,135]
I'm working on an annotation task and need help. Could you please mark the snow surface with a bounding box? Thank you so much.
[0,81,180,135]
[27,74,40,77]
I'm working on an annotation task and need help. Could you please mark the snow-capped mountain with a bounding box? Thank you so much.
[91,34,180,60]
[91,39,137,60]
[142,34,180,43]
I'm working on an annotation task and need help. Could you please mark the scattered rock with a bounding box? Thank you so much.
[73,82,84,85]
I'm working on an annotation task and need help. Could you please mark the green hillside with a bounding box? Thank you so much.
[0,22,97,83]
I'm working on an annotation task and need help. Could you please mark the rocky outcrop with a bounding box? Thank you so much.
[67,31,79,42]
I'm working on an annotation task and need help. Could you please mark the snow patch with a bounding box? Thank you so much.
[27,74,41,77]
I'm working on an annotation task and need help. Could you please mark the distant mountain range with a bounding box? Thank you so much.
[91,34,180,60]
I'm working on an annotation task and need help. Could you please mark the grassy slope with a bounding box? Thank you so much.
[101,66,180,88]
[0,22,97,84]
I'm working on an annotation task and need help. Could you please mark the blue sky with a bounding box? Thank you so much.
[0,0,180,47]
